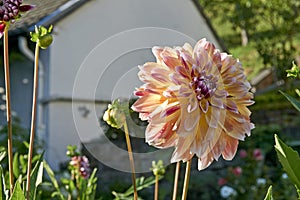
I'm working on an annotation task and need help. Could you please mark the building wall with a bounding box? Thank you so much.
[0,57,33,129]
[45,0,223,169]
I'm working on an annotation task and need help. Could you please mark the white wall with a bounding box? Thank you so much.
[46,0,223,169]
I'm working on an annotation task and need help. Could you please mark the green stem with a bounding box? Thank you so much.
[154,174,159,200]
[26,42,40,200]
[181,160,192,200]
[3,29,14,195]
[172,162,180,200]
[123,120,138,200]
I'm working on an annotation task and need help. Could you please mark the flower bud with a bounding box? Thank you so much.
[232,166,242,176]
[238,149,247,158]
[30,25,53,49]
[38,34,53,49]
[151,160,165,176]
[253,148,263,161]
[103,99,127,129]
[218,178,227,186]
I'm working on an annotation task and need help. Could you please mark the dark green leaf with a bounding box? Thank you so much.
[279,90,300,112]
[275,134,300,190]
[264,186,273,200]
[22,141,29,149]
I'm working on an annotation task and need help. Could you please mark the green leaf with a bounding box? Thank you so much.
[264,186,273,200]
[0,165,6,200]
[19,155,26,174]
[112,175,163,199]
[274,134,300,190]
[9,179,25,200]
[13,153,19,178]
[279,90,300,112]
[30,33,38,42]
[28,153,44,200]
[86,168,97,198]
[40,26,47,35]
[43,160,64,200]
[286,61,300,78]
[0,148,6,162]
[48,25,53,33]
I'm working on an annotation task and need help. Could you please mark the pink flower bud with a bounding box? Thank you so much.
[232,166,242,176]
[238,149,247,158]
[253,148,263,161]
[218,178,227,186]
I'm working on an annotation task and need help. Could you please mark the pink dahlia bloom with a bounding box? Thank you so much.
[132,38,254,170]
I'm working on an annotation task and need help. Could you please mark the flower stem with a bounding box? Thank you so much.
[154,174,159,200]
[123,120,138,200]
[181,159,192,200]
[26,42,40,200]
[172,162,180,200]
[3,29,14,195]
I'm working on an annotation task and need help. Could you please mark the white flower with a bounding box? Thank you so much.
[256,178,266,185]
[282,173,288,179]
[220,185,237,198]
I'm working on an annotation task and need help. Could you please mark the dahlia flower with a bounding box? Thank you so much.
[132,38,254,170]
[0,0,34,37]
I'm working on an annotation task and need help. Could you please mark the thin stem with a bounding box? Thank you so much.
[123,120,138,200]
[3,29,14,195]
[154,174,159,200]
[181,160,192,200]
[26,42,40,200]
[172,162,180,200]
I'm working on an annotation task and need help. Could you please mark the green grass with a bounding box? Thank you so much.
[230,43,264,80]
[206,11,265,80]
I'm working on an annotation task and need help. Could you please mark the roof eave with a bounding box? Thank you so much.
[10,0,89,36]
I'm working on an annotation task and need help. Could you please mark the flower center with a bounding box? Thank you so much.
[190,74,216,101]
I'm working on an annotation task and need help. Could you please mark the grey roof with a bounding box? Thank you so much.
[9,0,87,35]
[8,0,226,51]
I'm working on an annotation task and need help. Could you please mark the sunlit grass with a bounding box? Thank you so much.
[230,43,264,80]
[205,9,265,80]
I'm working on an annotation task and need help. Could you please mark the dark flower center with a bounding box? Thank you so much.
[190,74,217,101]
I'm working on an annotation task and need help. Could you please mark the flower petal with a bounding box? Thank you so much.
[19,5,36,12]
